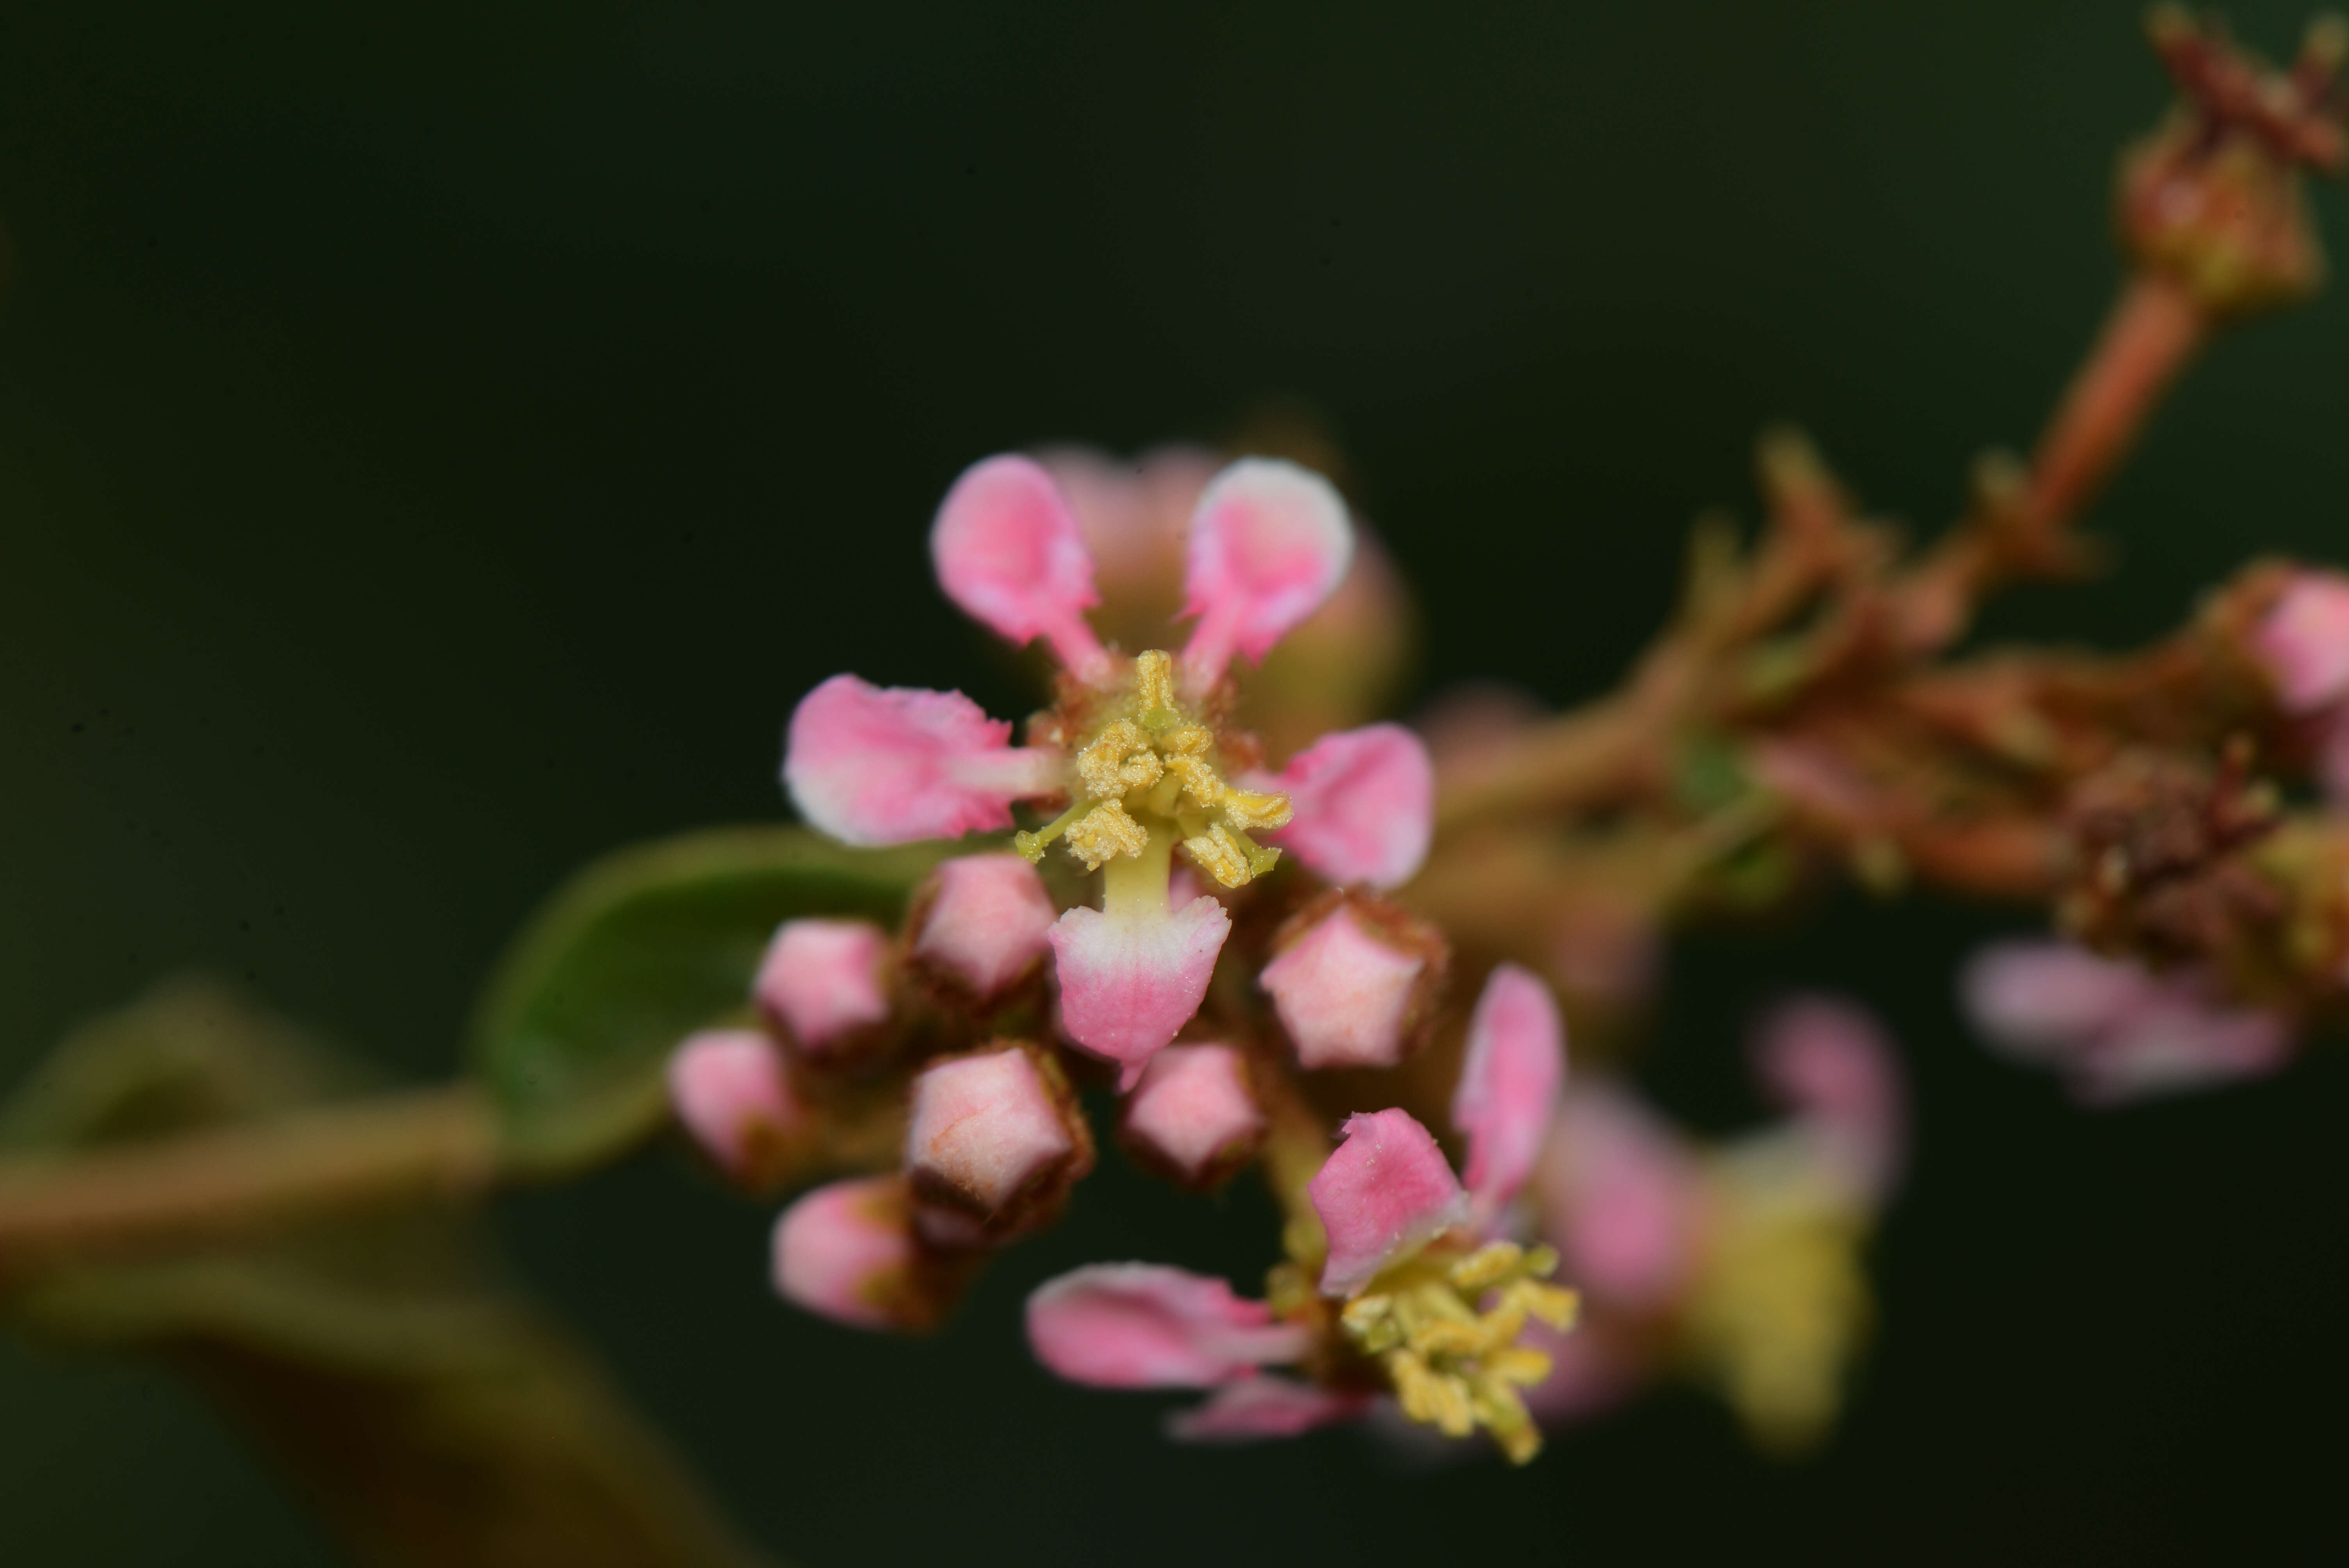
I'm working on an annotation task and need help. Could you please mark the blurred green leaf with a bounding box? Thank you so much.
[469,824,958,1178]
[1,978,779,1568]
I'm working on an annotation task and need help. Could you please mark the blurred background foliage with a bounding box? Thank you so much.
[1,1,2345,1561]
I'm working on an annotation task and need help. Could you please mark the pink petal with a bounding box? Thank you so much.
[2254,569,2349,713]
[1256,723,1434,890]
[754,918,893,1057]
[1308,1108,1470,1297]
[930,454,1111,681]
[1049,897,1232,1082]
[665,1028,804,1183]
[1959,939,2157,1055]
[1025,1263,1309,1388]
[1537,1086,1702,1313]
[1167,1376,1374,1441]
[905,1045,1087,1238]
[1452,963,1567,1221]
[1259,903,1426,1071]
[1119,1043,1265,1186]
[771,1175,938,1332]
[1750,994,1907,1202]
[910,853,1060,1000]
[1178,458,1354,691]
[2070,993,2294,1106]
[783,674,1062,848]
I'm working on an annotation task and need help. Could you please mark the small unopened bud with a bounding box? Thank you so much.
[907,852,1059,1001]
[755,918,893,1060]
[771,1174,969,1332]
[1117,1043,1266,1188]
[665,1028,807,1188]
[2253,569,2349,713]
[1258,892,1448,1070]
[905,1042,1094,1245]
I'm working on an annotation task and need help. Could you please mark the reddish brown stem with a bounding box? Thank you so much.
[2026,271,2211,528]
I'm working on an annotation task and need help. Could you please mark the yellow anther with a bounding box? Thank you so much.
[1181,825,1253,888]
[1159,723,1212,756]
[1077,720,1164,798]
[1014,800,1090,864]
[1166,753,1226,809]
[1066,800,1151,870]
[1132,649,1180,718]
[1337,1240,1577,1466]
[1450,1241,1526,1293]
[1218,786,1293,833]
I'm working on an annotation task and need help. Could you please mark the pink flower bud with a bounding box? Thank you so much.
[2254,569,2349,713]
[907,852,1059,1001]
[665,1028,806,1187]
[1256,723,1434,890]
[1117,1044,1265,1188]
[1166,1375,1373,1441]
[1178,458,1354,692]
[1258,895,1442,1071]
[783,674,1062,847]
[1307,1108,1469,1297]
[1025,1263,1309,1387]
[930,454,1111,682]
[772,1175,962,1333]
[1049,897,1232,1082]
[1451,963,1567,1221]
[905,1043,1094,1243]
[754,918,893,1059]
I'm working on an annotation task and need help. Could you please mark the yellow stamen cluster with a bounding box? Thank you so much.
[1016,650,1293,888]
[1339,1241,1579,1465]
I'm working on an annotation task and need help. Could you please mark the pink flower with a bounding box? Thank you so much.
[772,1175,961,1333]
[754,918,893,1058]
[1252,723,1435,890]
[1748,994,1907,1201]
[782,451,1379,1076]
[1258,895,1443,1071]
[666,1028,805,1187]
[1117,1043,1265,1188]
[1961,939,2294,1105]
[907,852,1058,1000]
[2254,568,2349,713]
[1025,1263,1311,1386]
[904,1044,1093,1244]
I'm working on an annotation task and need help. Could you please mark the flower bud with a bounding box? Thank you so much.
[665,1028,807,1189]
[754,917,894,1061]
[906,852,1059,1002]
[1258,891,1447,1070]
[1117,1044,1265,1189]
[905,1042,1094,1245]
[2253,569,2349,713]
[771,1175,968,1333]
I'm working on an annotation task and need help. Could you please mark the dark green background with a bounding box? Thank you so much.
[4,2,2346,1562]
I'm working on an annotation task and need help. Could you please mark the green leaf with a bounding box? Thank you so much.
[468,824,961,1178]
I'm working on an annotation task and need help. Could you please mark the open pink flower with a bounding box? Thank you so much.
[782,451,1386,1076]
[1309,964,1570,1294]
[1960,939,2294,1104]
